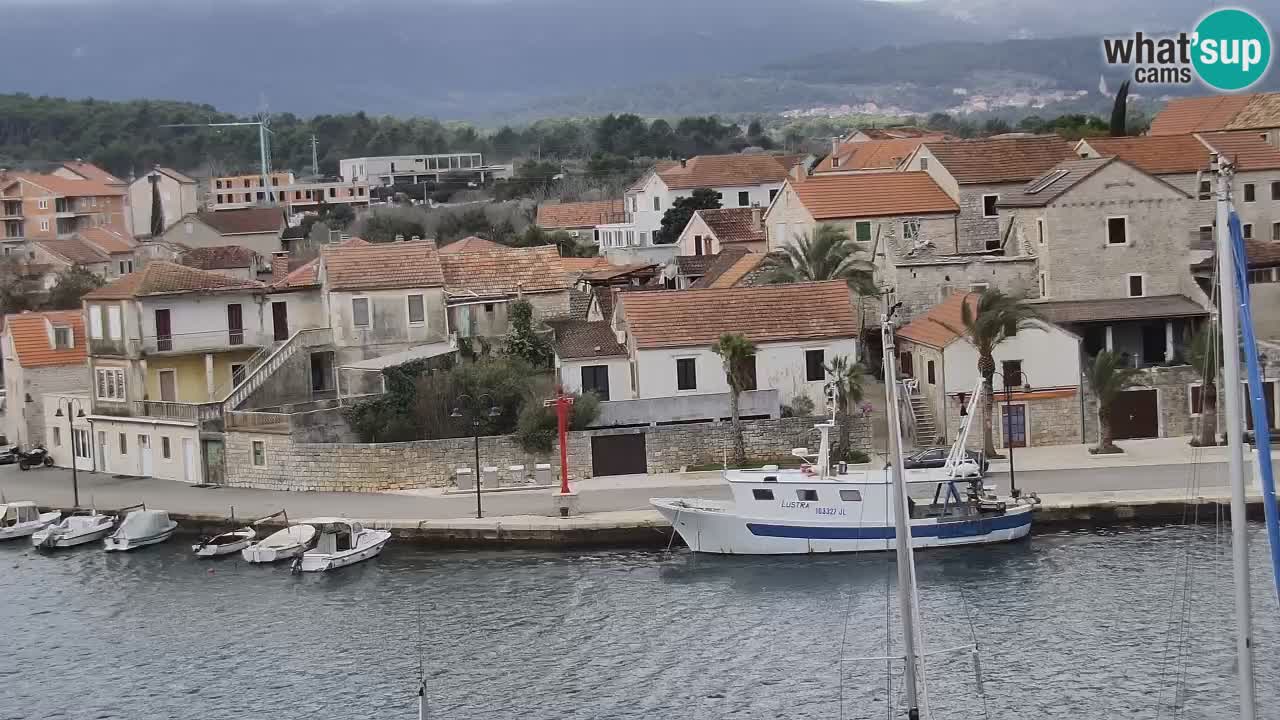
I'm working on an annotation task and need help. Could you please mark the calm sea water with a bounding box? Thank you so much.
[3,524,1279,720]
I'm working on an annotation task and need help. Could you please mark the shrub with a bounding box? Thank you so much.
[514,391,601,452]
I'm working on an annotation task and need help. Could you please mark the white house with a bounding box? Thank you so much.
[128,167,200,237]
[159,208,285,258]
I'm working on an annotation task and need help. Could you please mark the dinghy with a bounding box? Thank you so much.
[32,509,116,549]
[0,501,60,541]
[192,525,256,558]
[293,518,390,573]
[103,509,177,552]
[241,511,315,563]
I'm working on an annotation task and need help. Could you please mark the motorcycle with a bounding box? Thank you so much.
[17,445,54,470]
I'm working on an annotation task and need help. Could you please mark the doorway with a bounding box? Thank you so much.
[590,433,647,476]
[272,301,289,341]
[72,428,92,472]
[182,437,197,483]
[1112,389,1159,439]
[158,369,177,402]
[1001,404,1027,448]
[138,434,153,476]
[310,351,334,395]
[155,308,172,351]
[227,303,244,345]
[97,430,109,473]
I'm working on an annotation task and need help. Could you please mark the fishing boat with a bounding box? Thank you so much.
[293,518,391,573]
[651,351,1033,555]
[0,501,61,541]
[103,508,177,552]
[32,508,116,549]
[241,510,316,563]
[192,525,257,558]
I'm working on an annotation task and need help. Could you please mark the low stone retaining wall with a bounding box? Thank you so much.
[224,415,870,492]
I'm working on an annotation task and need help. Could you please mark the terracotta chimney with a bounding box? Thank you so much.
[271,251,289,282]
[831,136,841,157]
[751,203,762,232]
[679,158,687,169]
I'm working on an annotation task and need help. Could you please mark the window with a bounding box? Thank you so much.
[1106,216,1128,245]
[216,194,224,204]
[639,231,648,244]
[1243,223,1254,240]
[630,197,637,212]
[796,489,819,501]
[739,354,758,392]
[839,489,863,502]
[215,180,223,190]
[805,349,825,382]
[484,303,494,313]
[1248,268,1276,284]
[256,192,265,202]
[352,297,370,327]
[1127,273,1145,297]
[1001,360,1023,386]
[903,220,920,243]
[694,236,704,256]
[407,294,425,325]
[1199,179,1212,200]
[919,157,929,170]
[95,368,126,401]
[1273,222,1280,242]
[52,427,61,447]
[653,197,661,212]
[926,360,936,385]
[769,189,779,202]
[854,221,871,243]
[832,156,841,168]
[252,440,265,466]
[119,260,133,275]
[581,365,610,401]
[231,363,246,386]
[89,305,103,339]
[40,219,50,232]
[107,306,122,340]
[1244,183,1256,202]
[227,303,243,345]
[53,326,72,349]
[982,194,999,218]
[1272,181,1280,201]
[676,357,697,391]
[738,191,749,207]
[1003,319,1018,338]
[1189,384,1204,415]
[37,199,48,210]
[752,488,775,501]
[161,436,171,459]
[118,432,127,455]
[1036,217,1046,245]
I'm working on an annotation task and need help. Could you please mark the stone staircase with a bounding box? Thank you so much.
[222,327,333,412]
[908,393,940,446]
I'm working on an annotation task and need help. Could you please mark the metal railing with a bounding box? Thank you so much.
[130,400,223,423]
[223,327,333,411]
[142,329,269,354]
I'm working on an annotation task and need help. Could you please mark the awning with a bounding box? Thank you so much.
[338,341,455,371]
[1029,294,1208,325]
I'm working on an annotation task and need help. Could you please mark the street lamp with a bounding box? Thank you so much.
[991,369,1031,499]
[53,399,87,508]
[451,393,500,519]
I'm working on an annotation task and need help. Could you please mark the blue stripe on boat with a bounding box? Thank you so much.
[746,511,1031,540]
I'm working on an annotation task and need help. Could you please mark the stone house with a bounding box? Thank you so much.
[127,167,200,238]
[439,244,570,338]
[1,310,89,448]
[30,237,111,288]
[901,135,1076,253]
[1149,92,1280,147]
[677,207,767,256]
[159,208,285,258]
[896,292,1084,450]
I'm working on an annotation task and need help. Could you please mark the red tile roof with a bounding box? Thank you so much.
[438,236,506,254]
[1227,93,1280,131]
[1198,131,1280,172]
[271,237,369,290]
[657,153,795,191]
[897,292,975,349]
[84,261,265,300]
[536,200,625,228]
[1149,94,1259,135]
[551,320,627,359]
[1082,132,1280,174]
[180,245,259,270]
[77,227,135,255]
[560,257,617,275]
[618,280,856,349]
[697,251,767,289]
[922,136,1076,184]
[35,237,109,265]
[196,208,284,236]
[60,162,124,185]
[440,245,567,296]
[5,172,124,198]
[853,127,937,140]
[695,208,766,245]
[322,240,444,291]
[790,172,958,220]
[816,135,947,173]
[4,311,87,368]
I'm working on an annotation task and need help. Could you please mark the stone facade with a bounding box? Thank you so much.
[1081,364,1200,444]
[7,365,91,447]
[888,257,1038,323]
[224,415,871,492]
[944,389,1084,450]
[956,182,1013,253]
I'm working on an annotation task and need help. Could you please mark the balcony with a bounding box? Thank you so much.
[142,329,269,355]
[0,202,21,220]
[94,399,223,429]
[88,337,130,357]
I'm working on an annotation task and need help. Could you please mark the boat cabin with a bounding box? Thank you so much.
[1,502,40,527]
[310,519,363,554]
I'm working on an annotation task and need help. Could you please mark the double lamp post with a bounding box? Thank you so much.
[451,393,499,519]
[53,398,87,508]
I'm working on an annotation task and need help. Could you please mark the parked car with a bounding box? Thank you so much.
[0,444,15,465]
[903,447,989,474]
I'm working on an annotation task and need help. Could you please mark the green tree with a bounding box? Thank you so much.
[712,332,757,466]
[654,188,721,244]
[1110,80,1131,137]
[1086,351,1143,454]
[149,174,164,237]
[825,355,867,462]
[356,208,427,243]
[764,224,875,294]
[503,299,553,368]
[44,266,105,310]
[938,289,1041,458]
[1188,325,1219,447]
[326,203,355,229]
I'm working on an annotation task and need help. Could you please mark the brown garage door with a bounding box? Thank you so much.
[1112,389,1158,440]
[591,433,647,477]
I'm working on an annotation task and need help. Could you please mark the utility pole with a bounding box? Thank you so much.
[161,118,276,205]
[311,135,320,178]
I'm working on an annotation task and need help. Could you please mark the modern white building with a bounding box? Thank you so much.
[339,153,509,187]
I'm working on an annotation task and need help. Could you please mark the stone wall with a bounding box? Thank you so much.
[224,415,870,492]
[890,257,1038,323]
[1082,364,1200,443]
[945,388,1084,450]
[22,365,92,447]
[956,183,1009,253]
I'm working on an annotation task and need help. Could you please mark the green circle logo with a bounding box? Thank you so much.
[1193,8,1272,91]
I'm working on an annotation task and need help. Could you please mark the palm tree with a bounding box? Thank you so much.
[712,333,757,466]
[825,355,867,461]
[1188,324,1219,447]
[1086,350,1143,454]
[938,289,1041,458]
[766,223,875,294]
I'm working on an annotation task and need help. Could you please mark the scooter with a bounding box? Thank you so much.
[17,445,54,470]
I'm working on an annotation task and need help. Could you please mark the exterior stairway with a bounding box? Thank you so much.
[222,327,333,412]
[907,392,940,446]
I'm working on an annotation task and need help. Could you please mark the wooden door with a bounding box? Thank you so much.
[1246,381,1277,431]
[1002,404,1027,448]
[1112,389,1159,440]
[272,301,289,341]
[591,433,647,477]
[159,370,177,402]
[155,308,172,351]
[227,303,244,345]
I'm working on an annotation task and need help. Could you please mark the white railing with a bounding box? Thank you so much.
[222,327,332,411]
[143,329,270,355]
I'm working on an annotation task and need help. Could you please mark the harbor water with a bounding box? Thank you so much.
[4,524,1280,720]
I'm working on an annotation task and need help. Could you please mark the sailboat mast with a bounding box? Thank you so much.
[881,313,925,719]
[1214,151,1257,720]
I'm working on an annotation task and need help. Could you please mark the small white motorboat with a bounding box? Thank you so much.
[0,501,61,541]
[192,525,257,558]
[103,509,178,552]
[32,509,116,549]
[294,518,391,573]
[241,515,316,563]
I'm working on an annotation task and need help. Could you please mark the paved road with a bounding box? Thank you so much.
[0,460,1231,521]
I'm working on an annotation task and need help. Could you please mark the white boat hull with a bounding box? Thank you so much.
[103,524,177,552]
[0,511,61,541]
[296,531,391,572]
[194,538,252,557]
[651,498,1033,555]
[241,542,305,562]
[32,519,115,549]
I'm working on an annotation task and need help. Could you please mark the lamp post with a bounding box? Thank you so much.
[991,369,1031,499]
[451,393,499,519]
[53,399,87,508]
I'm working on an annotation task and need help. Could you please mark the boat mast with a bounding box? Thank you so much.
[881,308,927,719]
[1214,151,1257,720]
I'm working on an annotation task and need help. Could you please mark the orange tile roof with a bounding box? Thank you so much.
[60,162,124,185]
[657,153,794,191]
[816,136,947,173]
[690,250,766,289]
[1079,135,1210,174]
[180,245,258,270]
[1227,93,1280,130]
[560,257,616,274]
[438,236,506,254]
[36,237,109,265]
[441,245,567,296]
[77,227,135,255]
[896,292,976,349]
[4,311,87,368]
[271,237,369,290]
[5,172,124,197]
[854,127,936,140]
[618,280,856,349]
[84,261,265,300]
[1198,131,1280,172]
[153,167,197,184]
[922,136,1075,184]
[197,208,284,235]
[322,239,444,291]
[791,172,958,220]
[1149,94,1258,135]
[536,200,625,228]
[695,208,766,244]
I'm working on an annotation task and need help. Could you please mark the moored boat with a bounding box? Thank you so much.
[294,518,390,573]
[241,511,315,563]
[103,509,177,552]
[0,501,60,541]
[32,509,116,549]
[192,526,256,558]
